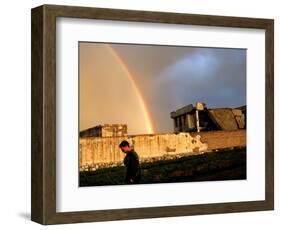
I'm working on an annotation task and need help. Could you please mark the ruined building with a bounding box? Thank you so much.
[80,124,127,138]
[79,102,246,170]
[170,102,246,132]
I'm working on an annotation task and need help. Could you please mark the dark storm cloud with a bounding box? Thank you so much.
[112,44,246,133]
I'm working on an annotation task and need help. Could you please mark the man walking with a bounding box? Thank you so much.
[119,140,141,184]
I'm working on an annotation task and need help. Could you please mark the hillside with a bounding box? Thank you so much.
[79,147,246,186]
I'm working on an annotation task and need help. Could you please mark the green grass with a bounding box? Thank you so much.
[79,147,246,187]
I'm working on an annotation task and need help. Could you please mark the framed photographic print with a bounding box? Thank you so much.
[31,4,274,225]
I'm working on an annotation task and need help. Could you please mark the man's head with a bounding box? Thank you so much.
[119,140,131,153]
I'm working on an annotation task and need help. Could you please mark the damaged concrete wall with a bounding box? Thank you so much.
[195,130,246,150]
[80,132,208,166]
[80,130,246,168]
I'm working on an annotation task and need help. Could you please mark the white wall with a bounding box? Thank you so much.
[0,0,279,229]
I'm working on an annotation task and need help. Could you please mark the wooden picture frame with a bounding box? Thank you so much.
[31,4,274,225]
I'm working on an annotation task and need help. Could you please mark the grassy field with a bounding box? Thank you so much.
[79,147,246,187]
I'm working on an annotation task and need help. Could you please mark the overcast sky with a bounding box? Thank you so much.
[79,42,246,135]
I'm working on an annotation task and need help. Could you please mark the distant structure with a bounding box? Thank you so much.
[80,124,127,138]
[170,102,246,132]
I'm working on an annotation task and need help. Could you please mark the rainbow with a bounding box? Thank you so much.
[106,44,155,134]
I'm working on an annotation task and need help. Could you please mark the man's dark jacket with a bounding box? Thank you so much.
[123,150,141,184]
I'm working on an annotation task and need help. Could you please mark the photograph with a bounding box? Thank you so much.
[30,4,273,224]
[79,42,247,187]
